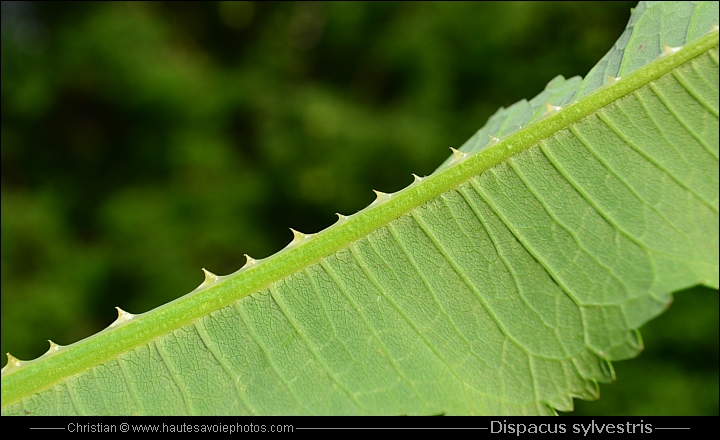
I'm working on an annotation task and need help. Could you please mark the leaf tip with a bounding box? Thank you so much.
[630,329,644,351]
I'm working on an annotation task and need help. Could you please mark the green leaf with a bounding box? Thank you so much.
[2,1,718,415]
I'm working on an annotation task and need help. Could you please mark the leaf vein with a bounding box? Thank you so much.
[153,339,193,415]
[317,258,432,411]
[671,62,719,118]
[648,81,717,158]
[63,378,83,416]
[506,155,632,305]
[268,282,363,413]
[116,355,143,415]
[467,177,594,351]
[193,320,254,415]
[597,108,718,213]
[349,239,477,411]
[232,298,313,415]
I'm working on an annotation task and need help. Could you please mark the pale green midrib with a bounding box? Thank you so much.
[2,30,717,408]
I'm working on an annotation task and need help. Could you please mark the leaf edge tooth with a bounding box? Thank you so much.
[544,101,562,115]
[1,353,24,375]
[286,228,315,250]
[334,212,349,226]
[109,307,135,328]
[411,173,425,184]
[370,189,393,206]
[449,147,468,163]
[242,253,258,269]
[661,43,682,58]
[46,340,62,355]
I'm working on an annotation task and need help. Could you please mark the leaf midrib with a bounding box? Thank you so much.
[2,29,718,408]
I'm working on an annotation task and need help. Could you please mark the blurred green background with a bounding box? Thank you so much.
[1,2,717,415]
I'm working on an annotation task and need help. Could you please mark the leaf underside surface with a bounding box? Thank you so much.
[2,1,718,415]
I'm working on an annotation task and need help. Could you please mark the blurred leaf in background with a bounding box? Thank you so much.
[1,1,716,414]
